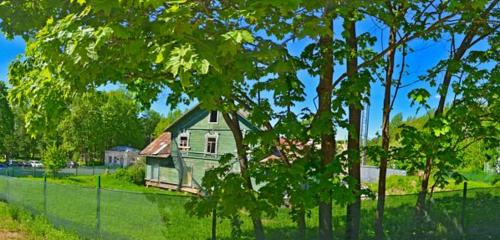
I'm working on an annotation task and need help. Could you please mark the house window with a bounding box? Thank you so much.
[160,157,175,168]
[209,111,218,123]
[206,136,217,154]
[178,132,190,149]
[180,136,188,147]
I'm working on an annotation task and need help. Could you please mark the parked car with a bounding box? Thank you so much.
[8,160,22,167]
[67,161,79,168]
[29,160,43,168]
[0,163,6,169]
[21,161,32,167]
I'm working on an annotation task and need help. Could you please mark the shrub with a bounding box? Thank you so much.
[42,145,67,177]
[113,158,145,185]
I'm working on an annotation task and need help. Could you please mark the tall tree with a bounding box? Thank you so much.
[59,90,146,164]
[101,91,145,149]
[153,109,183,138]
[344,8,362,240]
[373,2,408,238]
[0,81,14,159]
[141,109,161,144]
[375,22,397,240]
[414,0,499,218]
[58,92,106,163]
[0,1,489,239]
[315,5,336,239]
[222,110,265,239]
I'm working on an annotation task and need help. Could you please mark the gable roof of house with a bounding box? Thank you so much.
[139,132,171,158]
[109,146,140,152]
[164,103,258,132]
[164,104,202,132]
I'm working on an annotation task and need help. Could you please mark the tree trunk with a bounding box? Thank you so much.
[375,26,397,240]
[297,209,306,240]
[344,14,361,240]
[415,28,477,218]
[316,10,335,240]
[222,111,265,240]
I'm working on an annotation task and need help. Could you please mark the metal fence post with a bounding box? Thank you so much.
[461,181,467,235]
[76,166,78,176]
[212,207,217,240]
[96,175,101,239]
[5,175,9,203]
[44,174,47,216]
[32,166,35,177]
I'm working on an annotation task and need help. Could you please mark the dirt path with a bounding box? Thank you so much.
[0,230,25,240]
[0,203,27,240]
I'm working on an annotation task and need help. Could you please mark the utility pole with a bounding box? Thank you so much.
[361,101,370,166]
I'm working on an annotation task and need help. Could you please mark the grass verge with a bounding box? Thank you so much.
[3,171,500,239]
[22,174,189,196]
[366,173,500,195]
[0,201,79,240]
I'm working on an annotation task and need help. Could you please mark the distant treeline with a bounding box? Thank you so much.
[0,82,182,164]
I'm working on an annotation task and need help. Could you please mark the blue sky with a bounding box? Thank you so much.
[0,18,479,140]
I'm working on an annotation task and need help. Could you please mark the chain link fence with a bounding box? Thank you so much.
[0,166,117,178]
[0,175,499,239]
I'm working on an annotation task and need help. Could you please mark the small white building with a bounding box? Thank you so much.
[104,146,140,167]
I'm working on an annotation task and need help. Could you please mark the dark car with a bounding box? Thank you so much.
[8,160,21,167]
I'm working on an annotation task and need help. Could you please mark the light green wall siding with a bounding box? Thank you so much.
[146,107,253,189]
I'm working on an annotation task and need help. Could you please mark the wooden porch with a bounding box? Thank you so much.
[145,179,200,195]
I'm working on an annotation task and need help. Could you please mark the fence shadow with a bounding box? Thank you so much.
[0,175,499,240]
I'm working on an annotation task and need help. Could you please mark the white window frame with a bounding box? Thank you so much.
[204,133,219,155]
[178,131,190,150]
[208,111,218,124]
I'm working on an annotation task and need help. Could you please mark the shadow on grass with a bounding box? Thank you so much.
[209,191,500,240]
[2,175,498,240]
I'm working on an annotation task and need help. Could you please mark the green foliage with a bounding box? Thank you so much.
[0,0,498,238]
[101,91,146,148]
[0,82,14,159]
[3,109,42,160]
[42,145,67,177]
[368,108,498,173]
[141,109,161,143]
[58,90,147,164]
[186,154,272,220]
[113,158,146,185]
[153,109,183,138]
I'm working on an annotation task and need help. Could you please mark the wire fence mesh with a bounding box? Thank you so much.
[0,166,117,178]
[0,175,499,239]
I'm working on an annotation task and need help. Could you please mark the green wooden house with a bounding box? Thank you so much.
[140,105,257,193]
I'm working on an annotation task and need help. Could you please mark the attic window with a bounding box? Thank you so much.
[179,136,188,147]
[178,132,190,149]
[209,111,218,123]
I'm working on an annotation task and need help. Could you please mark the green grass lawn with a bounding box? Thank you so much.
[366,173,500,195]
[0,201,79,240]
[1,173,499,239]
[22,174,190,196]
